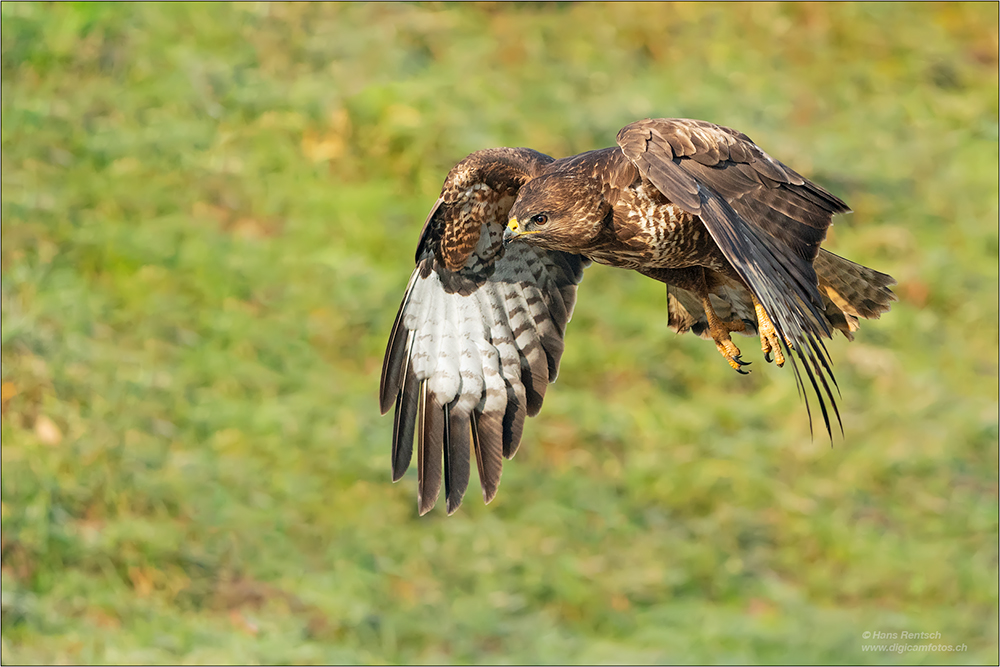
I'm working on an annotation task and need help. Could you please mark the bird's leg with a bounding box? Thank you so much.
[696,270,751,375]
[750,293,789,367]
[639,265,751,374]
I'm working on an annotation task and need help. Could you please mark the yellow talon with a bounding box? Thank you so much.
[752,295,787,367]
[703,294,750,375]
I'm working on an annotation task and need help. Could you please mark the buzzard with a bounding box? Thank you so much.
[380,118,896,515]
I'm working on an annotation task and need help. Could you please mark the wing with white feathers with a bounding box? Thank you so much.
[380,148,588,515]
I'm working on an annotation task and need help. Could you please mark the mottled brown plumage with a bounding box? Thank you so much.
[381,118,895,515]
[506,118,895,437]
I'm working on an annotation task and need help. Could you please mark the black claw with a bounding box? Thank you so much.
[764,351,773,364]
[731,355,751,374]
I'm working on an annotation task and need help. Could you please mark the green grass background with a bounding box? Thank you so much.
[2,2,997,664]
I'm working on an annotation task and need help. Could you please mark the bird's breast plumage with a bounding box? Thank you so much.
[587,181,727,272]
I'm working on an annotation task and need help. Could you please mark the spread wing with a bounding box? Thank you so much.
[617,118,852,436]
[380,148,588,515]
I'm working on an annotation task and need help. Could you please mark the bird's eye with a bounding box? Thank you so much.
[530,213,549,226]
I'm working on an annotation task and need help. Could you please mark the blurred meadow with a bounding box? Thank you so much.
[2,2,998,664]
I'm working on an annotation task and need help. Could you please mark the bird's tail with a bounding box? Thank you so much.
[813,249,897,340]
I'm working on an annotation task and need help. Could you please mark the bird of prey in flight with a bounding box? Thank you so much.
[380,118,896,515]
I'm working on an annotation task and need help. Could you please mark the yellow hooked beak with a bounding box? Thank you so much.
[503,218,524,246]
[504,218,541,246]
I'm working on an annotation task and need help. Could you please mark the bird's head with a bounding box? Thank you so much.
[503,173,610,252]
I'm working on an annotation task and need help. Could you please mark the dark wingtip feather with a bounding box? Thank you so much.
[472,410,503,504]
[417,382,442,516]
[776,324,842,442]
[442,402,454,514]
[501,380,526,460]
[391,356,418,481]
[443,405,472,515]
[379,297,409,415]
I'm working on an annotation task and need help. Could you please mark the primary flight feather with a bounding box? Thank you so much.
[380,118,896,515]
